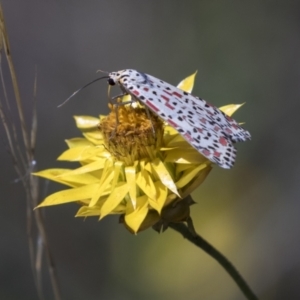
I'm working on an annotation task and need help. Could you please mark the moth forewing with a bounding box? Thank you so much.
[108,69,250,169]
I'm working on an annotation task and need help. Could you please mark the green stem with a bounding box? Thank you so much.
[169,221,259,300]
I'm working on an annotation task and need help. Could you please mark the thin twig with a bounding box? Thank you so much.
[35,233,45,300]
[0,5,31,161]
[0,57,27,171]
[30,66,38,151]
[0,54,10,109]
[0,4,62,299]
[29,69,61,300]
[33,205,62,300]
[169,220,259,300]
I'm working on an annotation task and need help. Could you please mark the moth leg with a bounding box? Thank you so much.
[112,99,137,124]
[110,93,127,103]
[144,105,156,137]
[109,97,138,140]
[128,94,156,137]
[107,94,123,140]
[107,90,129,138]
[107,82,127,104]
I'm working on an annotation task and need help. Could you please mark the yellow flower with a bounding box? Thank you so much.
[34,72,245,234]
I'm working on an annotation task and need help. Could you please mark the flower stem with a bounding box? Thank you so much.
[169,220,259,300]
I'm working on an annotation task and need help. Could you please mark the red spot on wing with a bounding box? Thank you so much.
[202,149,211,157]
[143,87,149,92]
[166,103,175,110]
[132,90,139,96]
[219,137,228,146]
[161,94,175,110]
[163,90,172,96]
[173,91,182,98]
[213,151,221,158]
[167,119,179,128]
[214,125,221,132]
[225,128,233,134]
[145,100,159,112]
[183,132,194,142]
[200,118,207,124]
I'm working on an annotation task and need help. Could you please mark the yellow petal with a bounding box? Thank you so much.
[177,71,198,93]
[176,163,197,173]
[34,169,70,181]
[65,138,93,149]
[124,195,149,233]
[126,210,160,233]
[122,94,132,102]
[125,166,137,208]
[180,165,212,198]
[176,163,208,189]
[57,146,91,161]
[136,169,157,200]
[219,103,245,117]
[112,161,125,189]
[163,126,179,144]
[76,194,127,217]
[165,148,208,164]
[122,94,143,108]
[149,181,168,213]
[100,182,129,218]
[112,202,127,213]
[164,134,192,148]
[143,161,152,173]
[82,131,104,145]
[33,168,99,187]
[89,164,115,207]
[75,206,101,217]
[74,115,100,129]
[58,173,99,187]
[56,160,106,177]
[163,193,178,207]
[36,183,99,207]
[151,158,179,197]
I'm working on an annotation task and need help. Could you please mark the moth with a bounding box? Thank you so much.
[107,69,250,169]
[62,69,251,169]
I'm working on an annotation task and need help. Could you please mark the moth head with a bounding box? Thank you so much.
[107,78,116,86]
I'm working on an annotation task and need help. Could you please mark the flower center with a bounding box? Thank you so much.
[99,104,164,165]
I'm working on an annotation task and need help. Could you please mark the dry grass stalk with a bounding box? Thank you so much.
[0,5,61,300]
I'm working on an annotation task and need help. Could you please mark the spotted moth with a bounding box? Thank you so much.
[107,69,250,169]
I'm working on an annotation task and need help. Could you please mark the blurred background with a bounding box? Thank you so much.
[1,1,299,299]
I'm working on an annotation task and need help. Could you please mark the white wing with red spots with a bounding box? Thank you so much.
[162,111,237,168]
[108,69,251,169]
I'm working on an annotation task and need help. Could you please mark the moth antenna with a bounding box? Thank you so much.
[107,85,112,104]
[96,69,109,74]
[58,76,109,108]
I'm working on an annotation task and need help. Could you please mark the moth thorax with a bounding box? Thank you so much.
[99,105,164,165]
